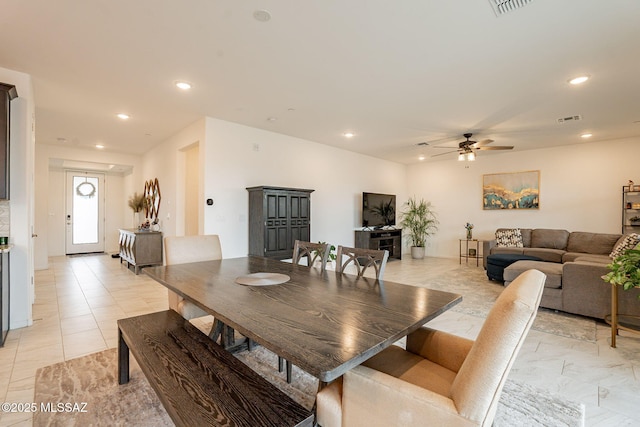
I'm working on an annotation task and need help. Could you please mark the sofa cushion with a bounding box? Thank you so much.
[522,248,565,263]
[495,228,524,247]
[491,247,524,257]
[530,229,569,250]
[504,260,563,289]
[610,233,640,258]
[563,253,611,264]
[567,232,621,255]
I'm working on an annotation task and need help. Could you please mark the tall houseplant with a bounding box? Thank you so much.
[400,197,438,259]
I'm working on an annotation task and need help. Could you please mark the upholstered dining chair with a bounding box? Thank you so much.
[315,269,546,427]
[335,246,389,280]
[163,235,222,336]
[278,240,332,383]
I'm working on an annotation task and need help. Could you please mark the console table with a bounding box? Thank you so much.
[118,229,163,274]
[355,229,402,260]
[607,283,640,348]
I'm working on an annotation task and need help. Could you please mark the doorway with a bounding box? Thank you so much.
[65,170,105,254]
[183,143,200,236]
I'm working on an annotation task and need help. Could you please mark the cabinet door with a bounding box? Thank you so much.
[264,193,290,256]
[289,194,310,244]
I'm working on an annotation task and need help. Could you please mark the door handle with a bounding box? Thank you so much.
[32,234,38,238]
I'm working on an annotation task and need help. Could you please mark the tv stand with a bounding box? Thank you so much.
[355,229,402,260]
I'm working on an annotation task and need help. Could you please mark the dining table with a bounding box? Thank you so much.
[144,255,462,384]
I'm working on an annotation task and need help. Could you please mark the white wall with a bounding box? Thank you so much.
[1,66,35,329]
[35,144,142,260]
[407,137,640,258]
[141,117,407,259]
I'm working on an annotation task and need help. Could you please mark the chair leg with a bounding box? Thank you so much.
[286,360,292,384]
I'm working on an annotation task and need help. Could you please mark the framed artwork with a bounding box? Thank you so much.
[483,170,539,210]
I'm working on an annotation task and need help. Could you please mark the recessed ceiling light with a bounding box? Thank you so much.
[175,81,192,90]
[343,132,355,138]
[116,113,130,120]
[418,155,426,161]
[95,144,105,149]
[568,75,590,85]
[580,133,593,138]
[267,117,277,122]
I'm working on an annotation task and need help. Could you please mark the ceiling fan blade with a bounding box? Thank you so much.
[472,139,494,147]
[476,146,514,150]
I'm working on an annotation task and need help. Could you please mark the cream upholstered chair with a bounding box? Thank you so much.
[316,269,546,427]
[335,246,389,279]
[279,240,332,383]
[164,235,222,320]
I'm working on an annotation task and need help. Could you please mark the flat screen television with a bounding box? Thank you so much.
[362,192,396,229]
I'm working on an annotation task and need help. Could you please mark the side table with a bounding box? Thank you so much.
[606,283,640,348]
[459,239,482,266]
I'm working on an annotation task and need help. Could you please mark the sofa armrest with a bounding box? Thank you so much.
[483,240,496,268]
[562,261,611,319]
[340,365,466,427]
[406,327,474,373]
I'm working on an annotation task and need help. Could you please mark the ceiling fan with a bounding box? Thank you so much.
[432,133,514,161]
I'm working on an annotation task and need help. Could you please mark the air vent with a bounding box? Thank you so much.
[557,115,583,124]
[489,0,534,16]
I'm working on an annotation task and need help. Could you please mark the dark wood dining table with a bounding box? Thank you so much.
[144,256,461,383]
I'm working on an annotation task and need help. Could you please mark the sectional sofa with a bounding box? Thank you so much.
[483,228,640,320]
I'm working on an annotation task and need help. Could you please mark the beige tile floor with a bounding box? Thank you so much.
[0,254,639,426]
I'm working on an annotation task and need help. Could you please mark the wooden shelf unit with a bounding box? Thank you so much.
[355,229,402,260]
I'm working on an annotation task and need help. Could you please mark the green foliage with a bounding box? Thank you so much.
[602,248,640,298]
[369,199,396,226]
[399,197,438,247]
[317,241,337,261]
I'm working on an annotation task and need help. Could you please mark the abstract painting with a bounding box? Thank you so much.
[483,170,539,210]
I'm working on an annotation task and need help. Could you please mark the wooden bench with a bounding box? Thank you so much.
[118,309,314,427]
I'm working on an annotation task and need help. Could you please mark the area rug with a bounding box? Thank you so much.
[34,347,585,427]
[417,264,597,342]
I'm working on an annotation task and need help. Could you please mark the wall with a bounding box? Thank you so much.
[0,66,35,329]
[407,137,640,258]
[35,144,143,261]
[141,117,407,259]
[201,118,407,258]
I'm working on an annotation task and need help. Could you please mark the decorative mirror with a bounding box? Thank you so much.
[144,178,161,223]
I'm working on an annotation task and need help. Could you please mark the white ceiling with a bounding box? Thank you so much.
[1,0,639,164]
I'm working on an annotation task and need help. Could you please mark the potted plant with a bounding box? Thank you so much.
[602,248,640,298]
[128,192,147,229]
[317,241,337,268]
[399,197,438,259]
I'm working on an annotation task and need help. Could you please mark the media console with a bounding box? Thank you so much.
[355,229,402,260]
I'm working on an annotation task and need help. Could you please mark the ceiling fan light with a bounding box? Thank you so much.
[458,153,465,161]
[467,152,476,161]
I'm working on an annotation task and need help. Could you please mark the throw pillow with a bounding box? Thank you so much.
[609,233,640,259]
[495,228,524,247]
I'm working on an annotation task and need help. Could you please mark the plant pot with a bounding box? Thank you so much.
[411,246,425,259]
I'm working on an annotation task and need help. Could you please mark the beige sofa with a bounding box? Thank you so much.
[483,228,640,320]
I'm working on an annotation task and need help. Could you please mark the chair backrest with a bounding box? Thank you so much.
[292,240,330,270]
[335,246,389,279]
[450,269,545,426]
[164,235,222,265]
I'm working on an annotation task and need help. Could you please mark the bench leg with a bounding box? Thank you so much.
[286,360,292,384]
[209,319,224,343]
[118,328,130,384]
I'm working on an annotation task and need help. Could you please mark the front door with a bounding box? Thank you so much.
[65,171,105,254]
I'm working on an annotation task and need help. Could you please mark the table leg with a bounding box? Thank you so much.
[611,283,618,348]
[118,328,130,384]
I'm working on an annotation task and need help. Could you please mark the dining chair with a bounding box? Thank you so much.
[315,269,546,427]
[163,235,222,338]
[278,240,332,383]
[292,240,331,270]
[335,246,389,280]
